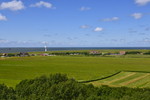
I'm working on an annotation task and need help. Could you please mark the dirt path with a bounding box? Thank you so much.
[107,72,136,84]
[120,73,150,86]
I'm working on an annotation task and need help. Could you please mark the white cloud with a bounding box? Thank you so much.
[102,17,119,22]
[0,39,9,43]
[30,1,53,8]
[94,27,103,32]
[0,13,7,21]
[135,0,150,5]
[0,0,25,11]
[80,25,90,29]
[80,6,91,11]
[131,13,143,19]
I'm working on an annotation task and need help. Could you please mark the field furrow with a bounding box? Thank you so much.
[119,73,150,86]
[127,75,150,88]
[90,71,150,88]
[107,72,136,84]
[110,73,144,85]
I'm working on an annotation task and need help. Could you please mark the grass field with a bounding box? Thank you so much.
[90,71,150,88]
[1,55,150,87]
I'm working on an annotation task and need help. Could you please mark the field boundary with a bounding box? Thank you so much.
[79,71,122,83]
[122,70,150,73]
[80,70,150,83]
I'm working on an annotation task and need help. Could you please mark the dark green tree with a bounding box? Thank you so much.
[0,84,16,100]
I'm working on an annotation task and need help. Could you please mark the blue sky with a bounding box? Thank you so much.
[0,0,150,47]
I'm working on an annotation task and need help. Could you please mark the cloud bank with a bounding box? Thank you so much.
[30,1,53,8]
[0,0,25,11]
[135,0,150,5]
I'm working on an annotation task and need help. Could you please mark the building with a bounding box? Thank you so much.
[89,51,100,54]
[17,52,30,57]
[40,53,49,56]
[119,51,126,55]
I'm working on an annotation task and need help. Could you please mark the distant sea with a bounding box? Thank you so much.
[0,47,150,53]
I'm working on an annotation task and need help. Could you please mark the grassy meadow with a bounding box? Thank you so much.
[90,71,150,88]
[1,53,150,87]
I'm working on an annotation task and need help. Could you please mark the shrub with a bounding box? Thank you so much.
[0,84,16,100]
[126,51,141,54]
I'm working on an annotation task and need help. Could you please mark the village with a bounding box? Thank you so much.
[1,50,148,58]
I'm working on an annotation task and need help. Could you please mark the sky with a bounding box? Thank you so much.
[0,0,150,47]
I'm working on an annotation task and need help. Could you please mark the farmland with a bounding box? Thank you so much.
[1,54,150,87]
[90,71,150,88]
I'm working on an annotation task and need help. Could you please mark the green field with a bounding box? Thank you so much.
[1,55,150,87]
[90,71,150,88]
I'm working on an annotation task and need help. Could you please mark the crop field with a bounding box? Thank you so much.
[90,71,150,88]
[0,56,150,87]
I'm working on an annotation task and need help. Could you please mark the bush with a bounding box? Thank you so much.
[15,74,97,100]
[143,51,150,55]
[16,74,68,99]
[0,84,16,100]
[7,53,16,57]
[126,51,141,54]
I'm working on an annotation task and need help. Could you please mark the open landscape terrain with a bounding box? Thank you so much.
[1,52,150,88]
[1,0,150,99]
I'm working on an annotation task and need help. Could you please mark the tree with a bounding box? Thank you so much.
[0,84,16,100]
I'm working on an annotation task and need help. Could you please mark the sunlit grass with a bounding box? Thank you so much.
[1,56,150,87]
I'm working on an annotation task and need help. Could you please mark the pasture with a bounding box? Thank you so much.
[90,71,150,88]
[0,55,150,87]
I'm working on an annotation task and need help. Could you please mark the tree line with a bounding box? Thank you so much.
[0,73,150,100]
